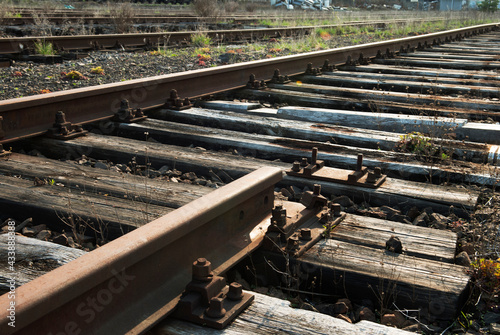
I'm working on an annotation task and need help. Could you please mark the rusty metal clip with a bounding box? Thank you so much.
[322,60,336,72]
[305,63,322,76]
[112,99,147,123]
[46,111,88,140]
[264,198,345,258]
[166,89,193,110]
[174,258,254,329]
[246,74,266,90]
[300,184,328,209]
[286,148,387,188]
[270,69,291,84]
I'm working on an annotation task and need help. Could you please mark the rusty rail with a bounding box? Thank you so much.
[0,19,436,54]
[0,23,497,144]
[0,166,282,335]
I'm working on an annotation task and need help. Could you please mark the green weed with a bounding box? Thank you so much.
[191,32,211,47]
[34,39,56,55]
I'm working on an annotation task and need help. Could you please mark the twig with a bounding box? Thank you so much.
[264,257,291,278]
[392,302,433,332]
[440,322,454,335]
[475,292,483,306]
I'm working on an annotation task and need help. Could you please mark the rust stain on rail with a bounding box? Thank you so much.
[0,166,283,335]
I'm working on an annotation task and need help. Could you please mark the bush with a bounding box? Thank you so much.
[245,2,258,12]
[192,0,222,18]
[469,258,500,296]
[478,0,499,11]
[224,1,239,13]
[109,1,135,33]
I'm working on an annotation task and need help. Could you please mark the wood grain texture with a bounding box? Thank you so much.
[293,239,469,320]
[0,235,86,290]
[0,153,210,209]
[152,292,413,335]
[330,214,457,262]
[26,134,478,216]
[0,173,171,237]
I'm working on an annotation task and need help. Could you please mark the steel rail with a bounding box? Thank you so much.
[1,15,267,26]
[0,166,282,335]
[0,19,437,54]
[0,23,497,145]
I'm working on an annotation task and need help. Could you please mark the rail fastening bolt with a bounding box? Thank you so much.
[331,203,342,217]
[313,184,321,195]
[272,205,287,227]
[227,282,244,301]
[54,111,67,125]
[192,258,212,282]
[299,228,312,241]
[357,154,363,171]
[311,147,318,165]
[205,296,226,318]
[287,235,299,251]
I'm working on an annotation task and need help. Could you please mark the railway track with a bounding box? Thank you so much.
[0,13,442,26]
[0,19,438,55]
[1,14,270,26]
[0,23,499,334]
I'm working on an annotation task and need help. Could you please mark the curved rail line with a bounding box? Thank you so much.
[0,23,497,145]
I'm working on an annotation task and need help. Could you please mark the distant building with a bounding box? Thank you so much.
[400,0,463,9]
[439,0,464,9]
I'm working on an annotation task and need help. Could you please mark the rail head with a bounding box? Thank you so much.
[0,166,283,335]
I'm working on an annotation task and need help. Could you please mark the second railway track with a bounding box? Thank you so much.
[0,23,500,334]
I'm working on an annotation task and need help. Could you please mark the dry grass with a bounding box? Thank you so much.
[109,1,136,34]
[192,0,223,19]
